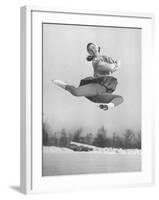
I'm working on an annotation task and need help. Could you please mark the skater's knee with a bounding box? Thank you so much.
[111,95,124,107]
[115,96,124,105]
[71,89,81,96]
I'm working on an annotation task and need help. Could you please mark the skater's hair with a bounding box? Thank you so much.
[87,43,94,51]
[86,55,94,61]
[86,43,101,62]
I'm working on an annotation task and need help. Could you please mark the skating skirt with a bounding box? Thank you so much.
[79,76,118,94]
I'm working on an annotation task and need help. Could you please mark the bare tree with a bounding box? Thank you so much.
[124,129,136,149]
[59,129,68,147]
[42,122,51,146]
[73,128,83,142]
[93,126,107,147]
[136,131,141,149]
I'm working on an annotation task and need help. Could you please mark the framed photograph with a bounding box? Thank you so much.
[20,6,154,194]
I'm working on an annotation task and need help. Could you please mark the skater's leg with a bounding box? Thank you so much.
[52,79,123,110]
[97,94,123,105]
[65,83,105,97]
[99,94,124,110]
[53,79,105,97]
[66,83,123,109]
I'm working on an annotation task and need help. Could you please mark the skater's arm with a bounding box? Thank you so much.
[102,55,116,64]
[102,56,121,73]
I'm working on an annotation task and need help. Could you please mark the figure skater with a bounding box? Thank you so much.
[52,43,124,111]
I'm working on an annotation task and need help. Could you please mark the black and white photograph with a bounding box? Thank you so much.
[42,23,141,176]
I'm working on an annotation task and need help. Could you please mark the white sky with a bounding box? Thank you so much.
[43,24,141,136]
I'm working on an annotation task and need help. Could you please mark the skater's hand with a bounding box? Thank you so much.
[111,59,121,73]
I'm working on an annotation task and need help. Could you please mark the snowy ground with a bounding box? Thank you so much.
[43,146,141,155]
[43,146,141,176]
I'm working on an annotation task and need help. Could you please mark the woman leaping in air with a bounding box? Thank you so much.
[52,43,124,111]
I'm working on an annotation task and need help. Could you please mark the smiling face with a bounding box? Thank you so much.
[87,43,99,56]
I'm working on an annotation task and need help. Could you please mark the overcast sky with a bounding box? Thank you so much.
[42,24,141,136]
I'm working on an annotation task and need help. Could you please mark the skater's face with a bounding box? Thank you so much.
[87,44,99,56]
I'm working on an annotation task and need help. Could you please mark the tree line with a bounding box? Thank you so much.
[43,122,141,149]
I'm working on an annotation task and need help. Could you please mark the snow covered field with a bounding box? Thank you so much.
[42,146,141,176]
